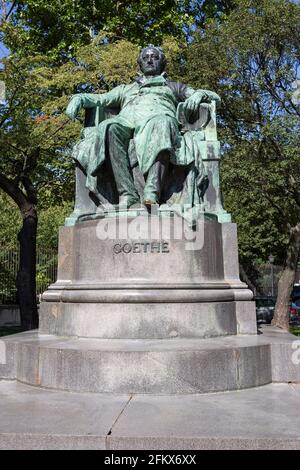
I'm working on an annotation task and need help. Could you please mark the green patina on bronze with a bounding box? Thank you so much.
[66,45,230,224]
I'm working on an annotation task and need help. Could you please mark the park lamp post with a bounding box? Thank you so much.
[268,254,275,298]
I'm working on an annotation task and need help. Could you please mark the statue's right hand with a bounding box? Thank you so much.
[66,95,82,120]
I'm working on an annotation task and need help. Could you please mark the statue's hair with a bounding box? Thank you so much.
[137,44,166,71]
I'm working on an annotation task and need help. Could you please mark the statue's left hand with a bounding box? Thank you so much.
[66,95,82,120]
[204,90,221,105]
[182,90,221,122]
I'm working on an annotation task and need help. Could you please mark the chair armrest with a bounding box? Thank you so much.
[177,101,217,140]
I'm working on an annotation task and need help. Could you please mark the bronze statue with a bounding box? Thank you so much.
[66,45,221,219]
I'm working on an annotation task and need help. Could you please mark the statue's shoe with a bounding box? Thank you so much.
[143,192,159,209]
[143,200,160,215]
[144,199,157,207]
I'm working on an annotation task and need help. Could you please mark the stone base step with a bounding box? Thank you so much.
[0,326,299,394]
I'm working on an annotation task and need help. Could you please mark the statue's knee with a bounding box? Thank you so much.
[159,115,174,127]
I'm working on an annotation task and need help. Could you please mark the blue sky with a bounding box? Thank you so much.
[0,1,12,60]
[0,43,9,59]
[0,0,7,58]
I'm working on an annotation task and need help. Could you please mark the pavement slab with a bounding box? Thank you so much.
[0,380,130,450]
[1,380,300,450]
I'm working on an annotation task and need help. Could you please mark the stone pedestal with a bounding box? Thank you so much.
[39,216,257,339]
[0,214,299,399]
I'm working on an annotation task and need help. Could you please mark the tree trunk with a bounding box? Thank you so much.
[0,172,38,331]
[16,211,38,330]
[271,223,300,330]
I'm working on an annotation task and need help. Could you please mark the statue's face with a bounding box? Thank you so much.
[139,48,164,76]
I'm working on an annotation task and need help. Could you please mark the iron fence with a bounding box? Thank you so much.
[0,244,296,305]
[252,263,282,298]
[240,263,299,299]
[0,245,57,304]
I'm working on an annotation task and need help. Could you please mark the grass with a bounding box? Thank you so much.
[290,325,300,337]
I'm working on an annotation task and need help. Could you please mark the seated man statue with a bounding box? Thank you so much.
[66,45,220,209]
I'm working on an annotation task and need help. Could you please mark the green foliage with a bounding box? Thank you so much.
[0,194,20,302]
[36,201,73,249]
[0,193,73,251]
[0,50,76,203]
[34,34,184,98]
[0,256,18,304]
[290,325,300,337]
[0,193,22,247]
[2,1,239,64]
[184,0,300,268]
[4,0,193,60]
[0,194,72,303]
[221,149,288,265]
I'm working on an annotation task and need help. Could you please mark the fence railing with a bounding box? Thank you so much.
[240,263,285,298]
[252,264,282,297]
[0,245,57,304]
[0,246,295,304]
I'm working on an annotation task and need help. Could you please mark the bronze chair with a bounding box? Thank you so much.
[65,101,230,225]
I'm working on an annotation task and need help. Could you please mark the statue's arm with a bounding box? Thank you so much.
[66,86,125,120]
[182,86,221,122]
[66,93,102,120]
[184,86,221,102]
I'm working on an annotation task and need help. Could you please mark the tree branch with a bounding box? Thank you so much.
[262,191,289,223]
[4,1,16,21]
[21,175,37,204]
[0,170,35,217]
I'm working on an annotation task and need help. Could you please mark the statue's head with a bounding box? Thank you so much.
[137,45,166,76]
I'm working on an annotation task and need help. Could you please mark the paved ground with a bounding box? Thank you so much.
[0,380,300,449]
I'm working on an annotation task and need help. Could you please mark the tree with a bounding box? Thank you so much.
[184,0,300,329]
[1,0,193,61]
[3,1,237,62]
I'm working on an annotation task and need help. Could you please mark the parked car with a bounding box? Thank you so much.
[292,284,300,302]
[255,297,275,324]
[290,299,300,324]
[256,295,300,325]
